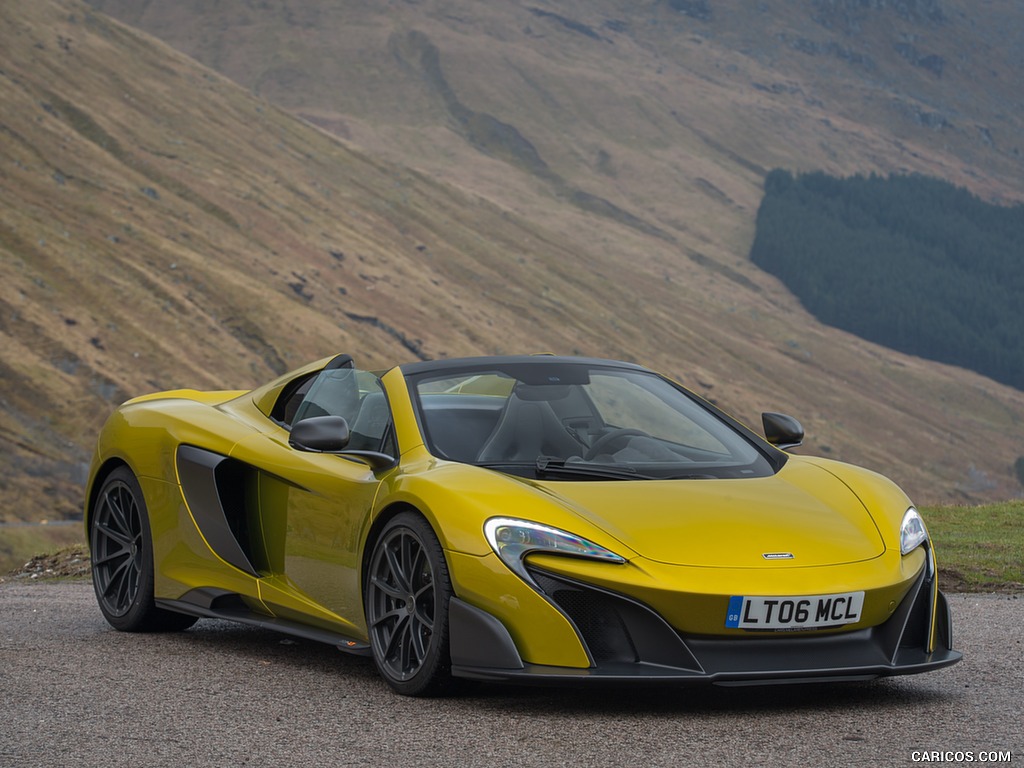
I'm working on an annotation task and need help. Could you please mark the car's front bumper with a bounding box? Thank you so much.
[448,561,961,685]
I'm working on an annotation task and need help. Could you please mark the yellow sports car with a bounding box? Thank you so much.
[86,354,960,695]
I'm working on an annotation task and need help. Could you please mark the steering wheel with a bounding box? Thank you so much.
[584,428,649,460]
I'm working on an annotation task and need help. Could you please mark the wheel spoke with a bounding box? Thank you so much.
[93,548,129,566]
[409,619,428,662]
[370,605,406,630]
[107,487,132,537]
[412,606,434,631]
[398,618,417,672]
[401,532,418,580]
[412,584,434,629]
[96,521,132,548]
[102,555,131,597]
[384,540,411,593]
[370,574,406,602]
[382,614,410,661]
[409,545,426,586]
[412,580,434,603]
[114,565,132,609]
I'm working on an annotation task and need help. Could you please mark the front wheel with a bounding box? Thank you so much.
[365,512,453,696]
[90,466,197,632]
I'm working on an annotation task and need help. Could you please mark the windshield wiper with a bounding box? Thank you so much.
[536,461,721,481]
[474,458,713,481]
[534,456,650,481]
[474,457,645,480]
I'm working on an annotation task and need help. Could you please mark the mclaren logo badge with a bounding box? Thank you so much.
[762,552,795,560]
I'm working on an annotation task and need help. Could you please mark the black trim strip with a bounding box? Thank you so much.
[452,647,961,685]
[156,596,372,656]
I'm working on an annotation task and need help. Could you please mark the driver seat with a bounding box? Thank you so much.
[477,394,580,462]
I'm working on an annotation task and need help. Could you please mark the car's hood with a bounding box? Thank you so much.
[531,459,886,568]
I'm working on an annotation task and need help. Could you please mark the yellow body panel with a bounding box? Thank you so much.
[495,460,885,567]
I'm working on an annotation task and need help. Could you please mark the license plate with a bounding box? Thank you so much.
[725,591,865,630]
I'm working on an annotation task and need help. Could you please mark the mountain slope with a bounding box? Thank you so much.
[2,0,1024,522]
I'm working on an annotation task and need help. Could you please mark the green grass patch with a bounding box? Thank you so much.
[923,501,1024,592]
[0,525,85,576]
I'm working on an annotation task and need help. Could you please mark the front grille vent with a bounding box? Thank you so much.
[528,569,637,663]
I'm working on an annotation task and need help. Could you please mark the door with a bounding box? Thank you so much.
[230,362,394,637]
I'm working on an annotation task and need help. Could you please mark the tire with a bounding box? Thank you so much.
[365,512,453,696]
[90,466,197,632]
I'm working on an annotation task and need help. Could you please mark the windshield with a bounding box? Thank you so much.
[409,361,778,480]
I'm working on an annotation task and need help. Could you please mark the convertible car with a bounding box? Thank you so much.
[86,354,960,695]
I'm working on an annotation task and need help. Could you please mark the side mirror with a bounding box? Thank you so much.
[289,415,351,452]
[761,412,804,450]
[289,415,396,471]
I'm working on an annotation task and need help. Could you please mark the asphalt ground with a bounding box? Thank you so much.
[1,581,1020,768]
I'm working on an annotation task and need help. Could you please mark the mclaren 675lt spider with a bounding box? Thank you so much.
[85,354,960,695]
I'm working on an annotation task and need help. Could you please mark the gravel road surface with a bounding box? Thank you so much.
[1,581,1020,767]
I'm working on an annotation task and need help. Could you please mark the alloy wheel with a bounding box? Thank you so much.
[91,478,144,618]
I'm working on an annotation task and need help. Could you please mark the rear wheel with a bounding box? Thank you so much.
[90,466,197,632]
[365,512,452,696]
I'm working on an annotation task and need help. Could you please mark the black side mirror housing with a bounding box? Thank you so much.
[289,415,396,470]
[289,415,351,452]
[761,412,804,451]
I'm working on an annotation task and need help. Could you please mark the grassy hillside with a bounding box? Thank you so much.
[82,0,1024,240]
[2,0,1024,527]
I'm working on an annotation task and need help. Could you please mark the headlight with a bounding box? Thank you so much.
[900,506,928,555]
[483,517,625,584]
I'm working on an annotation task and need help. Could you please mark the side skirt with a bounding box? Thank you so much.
[156,595,372,657]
